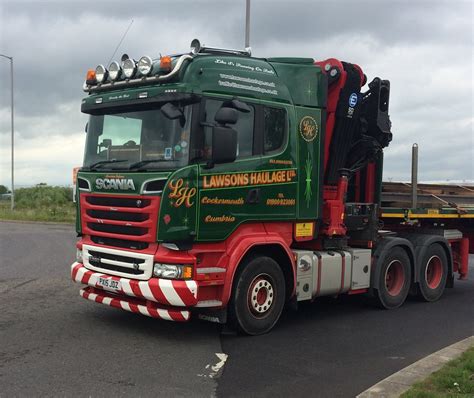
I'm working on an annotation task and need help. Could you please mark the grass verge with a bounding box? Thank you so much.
[0,202,75,223]
[0,185,76,224]
[401,346,474,397]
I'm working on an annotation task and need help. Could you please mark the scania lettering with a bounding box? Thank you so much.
[95,178,136,191]
[71,40,473,335]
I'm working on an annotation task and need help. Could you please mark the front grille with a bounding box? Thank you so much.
[88,260,144,275]
[91,235,149,250]
[88,250,146,265]
[86,196,151,208]
[80,193,160,242]
[87,222,147,236]
[87,209,148,222]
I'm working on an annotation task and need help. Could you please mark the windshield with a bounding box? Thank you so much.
[83,104,192,171]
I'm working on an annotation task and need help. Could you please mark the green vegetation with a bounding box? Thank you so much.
[0,185,9,194]
[402,347,474,398]
[0,185,75,223]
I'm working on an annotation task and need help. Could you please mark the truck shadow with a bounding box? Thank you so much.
[82,280,472,340]
[87,306,222,339]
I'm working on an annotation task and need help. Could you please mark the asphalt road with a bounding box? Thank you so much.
[1,221,473,397]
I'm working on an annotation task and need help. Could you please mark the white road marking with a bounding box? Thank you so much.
[198,353,229,379]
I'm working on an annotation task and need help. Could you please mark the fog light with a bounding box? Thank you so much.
[95,64,107,83]
[153,263,193,280]
[123,58,136,78]
[138,55,153,76]
[76,249,83,263]
[108,61,121,81]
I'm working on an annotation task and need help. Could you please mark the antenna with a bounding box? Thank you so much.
[107,19,134,65]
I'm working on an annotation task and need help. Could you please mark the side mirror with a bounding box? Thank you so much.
[84,122,89,133]
[211,126,237,164]
[161,102,185,127]
[161,102,183,118]
[215,107,238,125]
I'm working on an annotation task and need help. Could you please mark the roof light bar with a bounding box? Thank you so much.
[83,54,192,92]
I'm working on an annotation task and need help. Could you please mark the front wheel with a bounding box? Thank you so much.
[229,256,286,335]
[374,247,411,309]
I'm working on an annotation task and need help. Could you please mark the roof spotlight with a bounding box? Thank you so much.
[123,58,136,79]
[190,38,201,54]
[95,65,107,83]
[138,56,153,76]
[108,61,121,81]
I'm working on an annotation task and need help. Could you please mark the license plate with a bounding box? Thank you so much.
[97,277,122,292]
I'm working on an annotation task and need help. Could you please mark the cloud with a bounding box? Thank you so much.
[0,131,85,187]
[0,0,472,186]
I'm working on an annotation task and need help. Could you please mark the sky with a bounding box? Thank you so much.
[0,0,472,188]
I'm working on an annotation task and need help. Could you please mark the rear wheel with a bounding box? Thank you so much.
[229,256,285,335]
[417,244,448,302]
[374,247,411,309]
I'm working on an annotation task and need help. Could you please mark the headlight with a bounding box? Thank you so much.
[95,64,107,83]
[76,249,83,263]
[138,55,153,76]
[108,61,121,81]
[153,263,193,280]
[122,58,136,78]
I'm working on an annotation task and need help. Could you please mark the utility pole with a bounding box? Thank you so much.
[0,54,14,210]
[245,0,251,48]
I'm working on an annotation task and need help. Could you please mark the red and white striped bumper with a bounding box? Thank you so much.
[80,287,190,321]
[71,262,198,320]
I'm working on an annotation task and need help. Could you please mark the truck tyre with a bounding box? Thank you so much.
[417,244,448,302]
[229,256,286,335]
[374,247,411,309]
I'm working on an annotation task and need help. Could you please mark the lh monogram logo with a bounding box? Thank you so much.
[168,178,197,207]
[299,116,318,142]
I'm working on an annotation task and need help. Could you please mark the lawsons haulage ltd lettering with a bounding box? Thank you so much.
[203,170,296,189]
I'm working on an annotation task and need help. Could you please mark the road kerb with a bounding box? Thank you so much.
[357,335,474,398]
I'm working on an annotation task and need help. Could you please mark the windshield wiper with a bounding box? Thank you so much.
[128,159,171,170]
[84,159,128,171]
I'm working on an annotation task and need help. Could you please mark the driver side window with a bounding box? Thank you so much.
[203,99,255,159]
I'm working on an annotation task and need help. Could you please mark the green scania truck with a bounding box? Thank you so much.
[72,39,473,335]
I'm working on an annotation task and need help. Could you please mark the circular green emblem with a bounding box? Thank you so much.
[299,116,318,142]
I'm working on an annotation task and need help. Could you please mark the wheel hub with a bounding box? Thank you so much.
[385,260,405,297]
[425,255,442,289]
[248,274,274,316]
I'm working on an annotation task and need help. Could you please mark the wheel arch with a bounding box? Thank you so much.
[371,237,415,292]
[222,241,295,307]
[400,234,453,287]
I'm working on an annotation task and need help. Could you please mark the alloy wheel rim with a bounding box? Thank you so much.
[247,273,274,317]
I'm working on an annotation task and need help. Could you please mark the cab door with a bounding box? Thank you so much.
[195,97,297,241]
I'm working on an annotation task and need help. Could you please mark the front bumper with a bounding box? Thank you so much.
[71,262,198,321]
[80,287,190,321]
